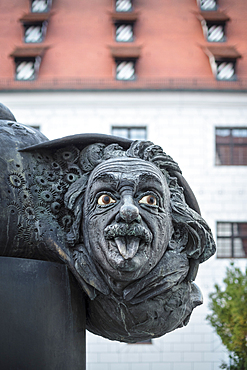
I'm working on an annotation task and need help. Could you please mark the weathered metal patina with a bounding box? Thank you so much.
[0,103,216,342]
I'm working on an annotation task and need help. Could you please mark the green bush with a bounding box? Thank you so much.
[207,263,247,370]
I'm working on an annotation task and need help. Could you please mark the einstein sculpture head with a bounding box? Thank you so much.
[83,157,173,282]
[0,109,216,343]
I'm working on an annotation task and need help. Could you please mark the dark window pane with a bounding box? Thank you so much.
[200,0,217,11]
[232,146,247,165]
[217,223,232,236]
[112,128,129,139]
[116,0,132,12]
[216,129,231,144]
[216,145,231,165]
[233,238,247,258]
[216,62,235,81]
[232,128,247,138]
[217,222,247,258]
[116,61,135,80]
[215,128,247,165]
[207,25,224,42]
[236,224,247,237]
[116,24,133,42]
[31,0,51,12]
[129,128,146,140]
[217,238,232,257]
[112,127,147,140]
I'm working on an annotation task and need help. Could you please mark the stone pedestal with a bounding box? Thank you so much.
[0,257,86,370]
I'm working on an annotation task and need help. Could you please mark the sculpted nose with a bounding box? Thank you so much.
[119,196,140,223]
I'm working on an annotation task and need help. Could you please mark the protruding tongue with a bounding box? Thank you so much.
[115,236,140,259]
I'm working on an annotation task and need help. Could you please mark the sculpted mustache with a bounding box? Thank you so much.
[104,223,153,244]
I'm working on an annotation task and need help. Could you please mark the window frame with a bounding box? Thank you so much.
[111,126,147,140]
[215,126,247,166]
[217,222,247,258]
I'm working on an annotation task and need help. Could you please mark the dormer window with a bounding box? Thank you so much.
[109,45,141,80]
[10,46,48,81]
[202,45,241,81]
[197,0,217,11]
[196,11,229,42]
[31,0,52,13]
[116,0,133,12]
[111,10,138,42]
[20,13,50,43]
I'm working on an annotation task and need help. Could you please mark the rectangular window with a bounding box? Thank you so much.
[116,0,133,12]
[207,24,225,42]
[215,61,236,81]
[31,0,52,12]
[215,127,247,165]
[112,126,147,140]
[15,56,41,81]
[116,60,136,80]
[24,22,48,43]
[217,222,247,258]
[115,24,134,42]
[198,0,217,11]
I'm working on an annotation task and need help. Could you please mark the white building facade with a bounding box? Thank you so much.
[1,89,247,369]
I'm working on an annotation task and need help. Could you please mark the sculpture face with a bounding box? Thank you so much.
[83,157,173,282]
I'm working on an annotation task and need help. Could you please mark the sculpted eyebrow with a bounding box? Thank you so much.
[93,173,118,184]
[139,173,163,186]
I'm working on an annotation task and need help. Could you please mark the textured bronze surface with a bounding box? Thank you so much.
[0,103,216,342]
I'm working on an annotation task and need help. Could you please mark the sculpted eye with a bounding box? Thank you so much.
[98,194,116,206]
[139,194,157,206]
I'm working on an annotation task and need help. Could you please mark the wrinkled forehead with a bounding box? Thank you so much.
[89,157,166,184]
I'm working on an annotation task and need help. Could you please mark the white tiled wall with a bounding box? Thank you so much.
[1,90,247,369]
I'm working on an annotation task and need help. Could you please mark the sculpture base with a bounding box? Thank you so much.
[0,257,86,370]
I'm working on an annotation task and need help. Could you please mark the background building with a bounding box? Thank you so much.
[1,0,247,369]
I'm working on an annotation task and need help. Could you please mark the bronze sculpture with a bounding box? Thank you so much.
[0,103,216,343]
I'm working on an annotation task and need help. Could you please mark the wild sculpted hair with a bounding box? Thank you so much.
[65,140,215,265]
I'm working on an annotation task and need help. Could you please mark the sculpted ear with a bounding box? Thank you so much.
[172,171,201,215]
[169,175,216,281]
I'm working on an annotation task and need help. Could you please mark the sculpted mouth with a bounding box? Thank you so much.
[104,223,152,260]
[114,236,141,259]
